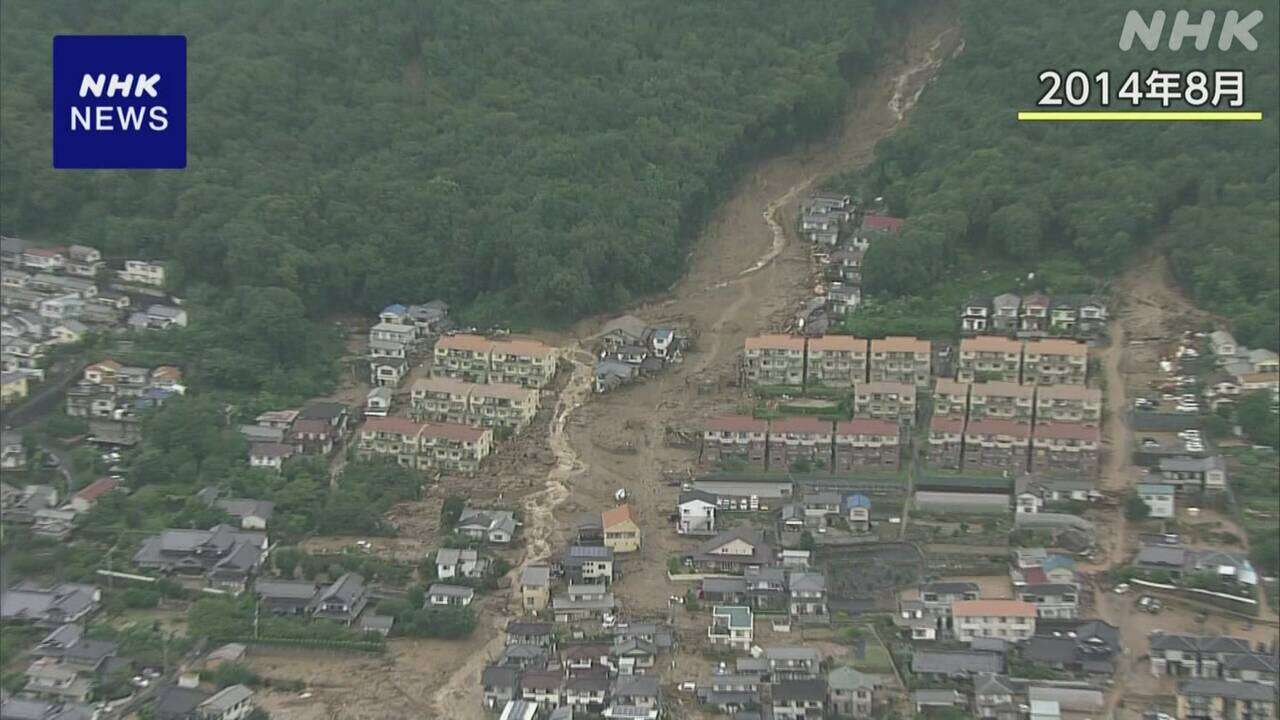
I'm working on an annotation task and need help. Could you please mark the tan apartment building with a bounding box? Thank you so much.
[805,335,868,387]
[434,334,494,383]
[1176,679,1277,720]
[968,382,1035,422]
[767,417,834,471]
[433,334,558,388]
[490,338,558,388]
[1022,339,1088,386]
[963,419,1031,474]
[952,600,1037,642]
[743,335,807,386]
[356,417,492,473]
[702,415,769,468]
[833,419,900,471]
[1035,384,1102,424]
[933,378,969,418]
[410,377,539,431]
[957,336,1023,383]
[869,336,931,387]
[853,381,917,427]
[1031,422,1100,475]
[927,416,965,470]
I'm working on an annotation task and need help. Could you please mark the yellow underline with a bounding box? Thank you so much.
[1018,111,1262,122]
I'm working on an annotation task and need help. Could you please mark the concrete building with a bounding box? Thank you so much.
[1035,385,1102,424]
[805,335,868,387]
[969,381,1035,422]
[868,336,931,387]
[958,336,1023,384]
[852,381,916,426]
[701,415,769,468]
[743,335,807,386]
[1022,339,1088,386]
[952,600,1037,642]
[832,419,900,471]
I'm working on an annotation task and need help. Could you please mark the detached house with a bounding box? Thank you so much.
[961,296,992,334]
[601,504,641,554]
[677,490,717,536]
[743,335,807,386]
[693,528,773,574]
[312,573,369,624]
[709,605,754,650]
[457,507,518,544]
[118,260,165,287]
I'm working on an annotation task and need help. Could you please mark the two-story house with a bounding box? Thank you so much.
[952,600,1037,642]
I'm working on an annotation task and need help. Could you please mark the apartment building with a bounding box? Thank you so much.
[1176,679,1277,720]
[767,417,834,470]
[1022,339,1088,386]
[702,415,769,468]
[927,416,965,470]
[963,419,1032,474]
[1031,422,1101,475]
[933,379,969,419]
[957,336,1023,383]
[490,339,558,388]
[869,336,931,387]
[853,381,917,427]
[743,335,807,386]
[805,335,868,387]
[410,377,539,431]
[968,382,1035,422]
[433,335,557,388]
[355,417,492,473]
[951,600,1037,642]
[833,419,900,471]
[1035,384,1102,424]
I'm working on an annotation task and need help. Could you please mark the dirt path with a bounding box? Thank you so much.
[428,347,595,718]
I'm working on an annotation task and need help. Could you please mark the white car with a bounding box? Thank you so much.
[678,682,697,692]
[1113,583,1131,594]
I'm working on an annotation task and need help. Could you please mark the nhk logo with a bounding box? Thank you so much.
[53,35,186,169]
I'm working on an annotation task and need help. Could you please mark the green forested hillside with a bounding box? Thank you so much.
[1,0,890,324]
[843,0,1279,349]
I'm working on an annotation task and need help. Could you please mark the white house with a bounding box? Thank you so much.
[436,548,487,580]
[677,490,717,536]
[118,260,166,287]
[1136,483,1175,519]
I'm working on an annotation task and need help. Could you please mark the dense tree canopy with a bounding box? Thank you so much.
[0,0,900,326]
[841,0,1278,348]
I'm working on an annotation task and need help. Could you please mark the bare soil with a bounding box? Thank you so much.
[251,4,970,716]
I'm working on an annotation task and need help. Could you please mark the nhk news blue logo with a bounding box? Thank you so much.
[53,35,186,169]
